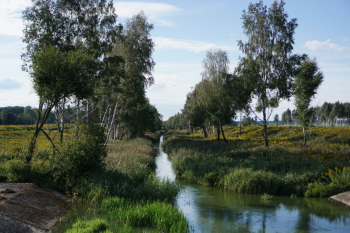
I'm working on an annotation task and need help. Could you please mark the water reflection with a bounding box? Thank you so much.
[156,136,350,233]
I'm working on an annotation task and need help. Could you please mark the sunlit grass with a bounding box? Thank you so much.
[163,126,350,197]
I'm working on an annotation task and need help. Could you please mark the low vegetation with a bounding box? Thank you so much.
[0,126,187,232]
[162,126,350,197]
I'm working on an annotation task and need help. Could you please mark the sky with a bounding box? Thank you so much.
[0,0,349,120]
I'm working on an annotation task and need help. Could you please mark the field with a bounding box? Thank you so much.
[162,126,350,197]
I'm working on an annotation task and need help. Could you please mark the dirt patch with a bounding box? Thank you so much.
[0,183,70,233]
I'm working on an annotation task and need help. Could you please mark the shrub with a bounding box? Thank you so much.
[305,167,350,197]
[51,124,107,192]
[66,219,114,233]
[4,159,31,182]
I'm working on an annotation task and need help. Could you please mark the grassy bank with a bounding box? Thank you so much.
[0,126,188,232]
[63,130,188,232]
[162,126,350,197]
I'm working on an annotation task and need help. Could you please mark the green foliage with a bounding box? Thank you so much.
[52,124,107,192]
[305,167,350,197]
[163,128,348,197]
[31,46,97,102]
[261,193,273,201]
[274,114,279,126]
[3,159,31,182]
[66,219,112,233]
[294,59,323,145]
[282,108,292,125]
[326,167,350,188]
[304,182,335,198]
[99,197,188,232]
[236,0,306,146]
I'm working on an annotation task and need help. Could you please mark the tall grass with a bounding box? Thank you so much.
[99,197,188,232]
[163,127,350,197]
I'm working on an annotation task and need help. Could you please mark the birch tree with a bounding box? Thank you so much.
[237,0,306,147]
[26,46,96,163]
[294,59,323,146]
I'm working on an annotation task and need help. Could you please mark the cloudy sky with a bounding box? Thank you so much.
[0,0,349,120]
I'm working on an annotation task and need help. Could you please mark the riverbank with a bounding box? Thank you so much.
[162,127,350,197]
[53,131,188,232]
[157,135,350,232]
[0,127,188,232]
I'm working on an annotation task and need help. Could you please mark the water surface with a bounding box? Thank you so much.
[156,136,350,233]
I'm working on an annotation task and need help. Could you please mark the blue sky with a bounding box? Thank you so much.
[0,0,349,120]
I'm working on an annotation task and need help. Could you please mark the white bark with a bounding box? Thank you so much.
[105,100,118,146]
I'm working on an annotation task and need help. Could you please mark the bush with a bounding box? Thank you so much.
[4,159,31,182]
[305,167,350,197]
[51,124,107,192]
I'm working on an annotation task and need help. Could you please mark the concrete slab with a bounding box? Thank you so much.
[0,183,70,233]
[330,191,350,207]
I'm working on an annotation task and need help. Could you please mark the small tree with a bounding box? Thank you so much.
[294,59,323,146]
[200,48,232,142]
[26,46,97,163]
[274,114,279,126]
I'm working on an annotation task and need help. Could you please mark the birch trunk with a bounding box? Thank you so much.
[105,101,118,146]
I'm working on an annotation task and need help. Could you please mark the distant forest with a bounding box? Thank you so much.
[0,106,73,125]
[165,101,350,129]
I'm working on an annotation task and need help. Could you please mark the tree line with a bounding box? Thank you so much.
[165,0,329,147]
[20,0,162,163]
[281,102,350,126]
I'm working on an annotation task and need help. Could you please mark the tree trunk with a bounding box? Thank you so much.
[27,104,54,163]
[55,99,65,143]
[86,99,89,124]
[220,122,227,143]
[262,98,269,147]
[217,125,220,141]
[239,112,242,135]
[113,123,119,143]
[202,125,207,138]
[100,106,110,128]
[75,98,80,136]
[303,127,307,146]
[105,100,118,146]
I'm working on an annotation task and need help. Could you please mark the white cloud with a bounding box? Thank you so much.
[0,0,31,37]
[0,1,180,37]
[303,39,350,51]
[114,1,180,26]
[153,37,236,53]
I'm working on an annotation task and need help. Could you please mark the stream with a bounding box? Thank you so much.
[156,136,350,233]
[51,136,350,232]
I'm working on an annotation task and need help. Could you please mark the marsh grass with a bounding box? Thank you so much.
[163,126,350,197]
[66,219,114,233]
[261,193,273,201]
[99,197,188,232]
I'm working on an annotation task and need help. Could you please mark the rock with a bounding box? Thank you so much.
[330,191,350,207]
[0,183,70,232]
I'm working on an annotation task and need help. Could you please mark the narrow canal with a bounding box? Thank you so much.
[155,136,350,233]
